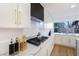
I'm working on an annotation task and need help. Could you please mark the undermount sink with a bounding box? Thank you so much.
[27,36,48,46]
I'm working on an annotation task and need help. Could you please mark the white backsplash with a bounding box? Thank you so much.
[23,28,39,39]
[0,28,23,55]
[0,28,45,55]
[0,28,52,55]
[23,19,44,39]
[0,21,52,55]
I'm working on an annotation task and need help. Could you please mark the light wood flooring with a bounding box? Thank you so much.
[51,44,76,56]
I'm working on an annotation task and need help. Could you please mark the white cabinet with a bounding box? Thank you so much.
[47,37,55,55]
[77,39,79,56]
[47,40,53,55]
[35,36,55,56]
[67,36,76,48]
[0,3,31,28]
[17,3,31,28]
[0,4,16,28]
[36,47,48,56]
[35,42,48,56]
[55,35,63,45]
[55,35,76,48]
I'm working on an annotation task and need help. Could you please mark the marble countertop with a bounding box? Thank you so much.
[1,36,54,56]
[54,33,79,36]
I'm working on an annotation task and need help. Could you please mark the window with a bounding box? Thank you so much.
[54,20,79,34]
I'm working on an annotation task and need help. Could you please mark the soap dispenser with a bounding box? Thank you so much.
[9,38,15,55]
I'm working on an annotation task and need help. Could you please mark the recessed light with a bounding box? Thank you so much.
[71,5,76,8]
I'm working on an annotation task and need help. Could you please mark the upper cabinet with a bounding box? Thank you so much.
[16,3,31,28]
[31,3,44,22]
[0,3,31,28]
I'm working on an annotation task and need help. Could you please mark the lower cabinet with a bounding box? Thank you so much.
[73,37,79,56]
[77,39,79,56]
[36,46,48,56]
[55,35,76,48]
[47,38,55,55]
[35,37,55,56]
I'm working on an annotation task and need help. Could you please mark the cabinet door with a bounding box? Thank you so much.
[36,36,55,56]
[77,40,79,56]
[62,35,69,46]
[0,3,31,28]
[36,47,48,56]
[0,3,17,27]
[55,35,63,45]
[47,39,54,56]
[70,39,76,48]
[17,3,31,28]
[36,44,48,56]
[69,36,76,48]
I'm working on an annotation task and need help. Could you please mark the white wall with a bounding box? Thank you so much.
[23,7,54,38]
[23,17,44,39]
[44,7,54,35]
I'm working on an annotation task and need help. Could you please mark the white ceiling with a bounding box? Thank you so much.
[42,3,79,18]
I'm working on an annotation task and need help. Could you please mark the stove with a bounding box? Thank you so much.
[27,36,48,46]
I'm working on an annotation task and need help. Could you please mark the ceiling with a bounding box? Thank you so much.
[42,3,79,19]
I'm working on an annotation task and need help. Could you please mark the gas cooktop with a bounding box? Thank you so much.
[27,36,48,46]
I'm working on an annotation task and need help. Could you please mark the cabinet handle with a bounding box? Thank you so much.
[14,9,22,25]
[18,10,22,24]
[15,9,18,24]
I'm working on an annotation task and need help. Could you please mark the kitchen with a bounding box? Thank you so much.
[0,3,55,56]
[0,3,79,56]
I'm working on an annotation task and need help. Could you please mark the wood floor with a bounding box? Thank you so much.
[51,44,76,56]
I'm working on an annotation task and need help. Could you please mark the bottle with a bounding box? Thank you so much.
[15,37,23,52]
[20,38,23,51]
[17,36,23,52]
[20,36,27,52]
[9,38,15,55]
[15,38,19,53]
[22,36,27,51]
[48,30,51,36]
[15,37,20,52]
